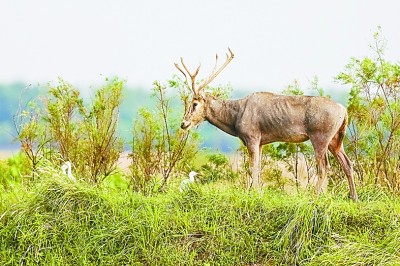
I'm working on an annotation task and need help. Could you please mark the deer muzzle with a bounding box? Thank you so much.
[181,120,191,130]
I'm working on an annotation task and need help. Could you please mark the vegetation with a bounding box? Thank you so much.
[14,78,124,183]
[130,80,200,193]
[337,28,400,192]
[1,167,400,265]
[1,29,400,265]
[0,83,238,152]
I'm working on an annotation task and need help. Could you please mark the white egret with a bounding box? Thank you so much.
[61,161,76,182]
[180,171,198,192]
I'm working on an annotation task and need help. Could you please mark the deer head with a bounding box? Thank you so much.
[175,48,235,130]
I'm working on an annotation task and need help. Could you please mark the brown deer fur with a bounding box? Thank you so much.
[175,49,358,201]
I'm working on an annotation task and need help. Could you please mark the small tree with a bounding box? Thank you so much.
[337,28,400,191]
[44,79,84,166]
[80,79,124,183]
[130,79,200,193]
[14,91,49,180]
[15,78,124,184]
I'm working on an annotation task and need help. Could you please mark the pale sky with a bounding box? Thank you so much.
[1,0,399,92]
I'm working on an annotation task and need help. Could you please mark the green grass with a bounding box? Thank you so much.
[1,168,400,265]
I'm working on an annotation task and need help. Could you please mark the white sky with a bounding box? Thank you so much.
[1,0,399,92]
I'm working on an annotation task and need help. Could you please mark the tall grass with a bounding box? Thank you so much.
[1,167,400,265]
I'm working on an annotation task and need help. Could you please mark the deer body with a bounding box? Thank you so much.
[205,92,338,144]
[175,49,358,201]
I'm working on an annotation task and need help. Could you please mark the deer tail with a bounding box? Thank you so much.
[337,112,348,148]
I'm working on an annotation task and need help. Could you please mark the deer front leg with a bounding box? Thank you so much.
[247,144,261,189]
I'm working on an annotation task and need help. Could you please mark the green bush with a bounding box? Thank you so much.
[15,78,124,184]
[130,79,200,193]
[0,153,30,190]
[337,28,400,192]
[200,153,237,183]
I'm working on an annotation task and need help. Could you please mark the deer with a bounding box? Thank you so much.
[174,48,358,201]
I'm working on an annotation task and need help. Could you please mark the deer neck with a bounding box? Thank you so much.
[205,96,241,137]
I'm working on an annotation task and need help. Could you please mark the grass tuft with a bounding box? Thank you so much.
[1,170,400,265]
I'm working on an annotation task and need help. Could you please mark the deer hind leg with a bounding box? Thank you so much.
[328,136,358,201]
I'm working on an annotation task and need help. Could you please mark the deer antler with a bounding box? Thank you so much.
[174,48,234,95]
[197,48,235,92]
[174,58,201,95]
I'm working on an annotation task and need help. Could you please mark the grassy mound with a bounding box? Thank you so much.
[1,174,400,265]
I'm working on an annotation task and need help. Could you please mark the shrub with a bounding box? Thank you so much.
[200,152,237,183]
[130,80,200,193]
[15,78,124,184]
[337,28,400,192]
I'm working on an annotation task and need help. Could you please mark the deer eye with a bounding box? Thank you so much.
[193,102,198,108]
